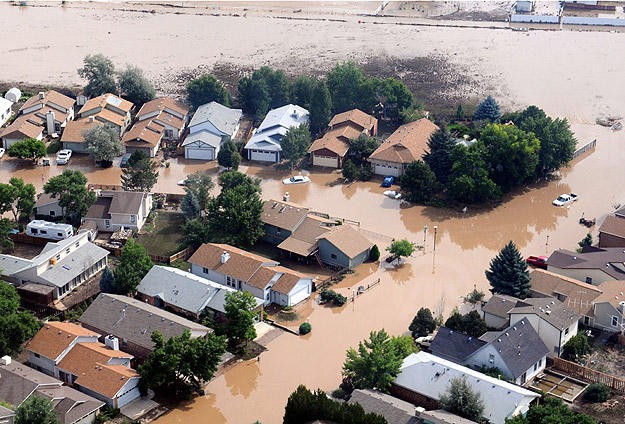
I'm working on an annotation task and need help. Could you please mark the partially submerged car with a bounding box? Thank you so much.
[552,193,578,206]
[283,175,310,185]
[56,149,72,165]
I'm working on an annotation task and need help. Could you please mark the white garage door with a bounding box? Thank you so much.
[186,147,213,160]
[313,155,339,168]
[289,284,311,306]
[250,150,277,162]
[374,163,400,177]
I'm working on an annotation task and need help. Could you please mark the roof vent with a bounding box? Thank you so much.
[279,206,286,213]
[497,338,501,343]
[1,356,11,366]
[272,202,278,209]
[88,116,95,122]
[545,310,551,315]
[505,332,509,337]
[513,326,517,331]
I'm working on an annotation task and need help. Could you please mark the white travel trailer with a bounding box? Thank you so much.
[26,220,74,241]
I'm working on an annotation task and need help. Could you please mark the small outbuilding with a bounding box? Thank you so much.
[4,87,21,103]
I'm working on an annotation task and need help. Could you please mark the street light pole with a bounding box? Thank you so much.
[423,225,428,252]
[433,225,438,252]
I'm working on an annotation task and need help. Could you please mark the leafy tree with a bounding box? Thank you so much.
[0,310,41,356]
[238,77,270,123]
[444,310,464,332]
[308,80,332,134]
[186,74,230,109]
[99,266,115,294]
[0,281,20,316]
[506,396,596,424]
[85,125,124,165]
[8,178,36,222]
[386,239,415,262]
[464,288,485,305]
[423,127,456,185]
[399,107,426,124]
[409,307,436,338]
[439,377,484,422]
[78,53,117,97]
[230,151,242,171]
[0,184,17,218]
[480,124,541,192]
[584,383,610,403]
[342,159,358,181]
[342,329,412,392]
[400,160,438,203]
[118,65,155,106]
[448,143,501,204]
[223,291,258,351]
[217,139,239,170]
[0,219,16,253]
[326,62,371,113]
[252,67,290,109]
[455,104,465,120]
[181,171,214,219]
[182,217,212,249]
[561,333,591,361]
[290,76,316,110]
[7,138,46,163]
[127,150,148,167]
[578,233,593,250]
[217,171,261,193]
[280,124,311,168]
[44,170,96,224]
[444,310,487,338]
[112,239,153,295]
[485,241,531,298]
[320,288,347,306]
[369,244,380,261]
[473,95,500,122]
[121,154,159,192]
[139,330,226,398]
[376,77,414,121]
[14,394,59,424]
[348,134,380,165]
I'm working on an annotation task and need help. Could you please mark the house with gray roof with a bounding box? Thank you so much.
[183,101,242,160]
[79,293,211,360]
[0,357,103,424]
[547,246,625,285]
[0,232,108,301]
[136,265,264,320]
[429,327,487,363]
[245,104,309,162]
[348,389,419,424]
[82,190,152,232]
[481,294,520,329]
[0,404,14,424]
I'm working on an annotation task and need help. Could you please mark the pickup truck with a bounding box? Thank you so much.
[552,193,578,206]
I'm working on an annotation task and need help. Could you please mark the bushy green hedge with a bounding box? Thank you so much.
[299,322,312,335]
[320,288,347,306]
[584,383,610,403]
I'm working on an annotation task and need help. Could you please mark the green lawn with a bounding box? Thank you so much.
[136,212,186,257]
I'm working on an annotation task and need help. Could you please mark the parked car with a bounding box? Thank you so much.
[383,190,402,200]
[177,179,188,186]
[119,152,132,168]
[526,255,548,269]
[381,176,395,188]
[415,335,434,348]
[0,148,5,158]
[56,149,72,165]
[552,193,578,206]
[283,175,310,185]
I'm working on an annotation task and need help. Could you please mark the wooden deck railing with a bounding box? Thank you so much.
[549,356,625,394]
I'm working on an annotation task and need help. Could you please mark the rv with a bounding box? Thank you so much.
[26,220,74,241]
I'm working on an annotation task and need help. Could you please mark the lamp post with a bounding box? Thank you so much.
[546,235,550,254]
[423,225,428,252]
[433,225,438,252]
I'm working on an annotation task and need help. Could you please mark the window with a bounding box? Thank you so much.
[583,316,591,325]
[489,354,495,362]
[34,352,40,358]
[202,267,209,274]
[330,253,337,260]
[75,242,80,248]
[564,328,569,335]
[65,247,71,254]
[586,277,593,284]
[105,219,110,227]
[56,254,61,260]
[41,230,47,235]
[131,215,136,223]
[534,362,537,371]
[31,228,38,234]
[538,358,542,367]
[612,316,619,327]
[50,210,56,216]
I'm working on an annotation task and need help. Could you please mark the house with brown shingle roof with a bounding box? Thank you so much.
[0,115,44,149]
[189,242,313,307]
[309,108,378,168]
[368,118,439,177]
[598,210,625,248]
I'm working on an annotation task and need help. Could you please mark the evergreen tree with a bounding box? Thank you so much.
[455,104,465,120]
[409,307,436,338]
[290,76,316,110]
[423,127,457,185]
[99,267,115,293]
[369,244,380,261]
[118,65,156,106]
[578,233,593,250]
[120,154,159,192]
[238,77,270,123]
[308,81,332,135]
[400,160,438,203]
[217,140,238,170]
[473,95,501,122]
[186,74,230,108]
[485,241,531,298]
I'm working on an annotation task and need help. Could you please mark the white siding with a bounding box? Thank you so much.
[373,162,401,177]
[186,146,214,160]
[312,154,339,168]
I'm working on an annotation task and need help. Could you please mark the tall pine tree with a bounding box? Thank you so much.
[423,127,456,185]
[485,241,530,298]
[473,95,501,122]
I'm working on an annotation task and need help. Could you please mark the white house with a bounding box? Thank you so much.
[34,193,64,219]
[82,191,152,232]
[0,97,13,128]
[188,242,313,307]
[244,104,309,163]
[183,101,242,160]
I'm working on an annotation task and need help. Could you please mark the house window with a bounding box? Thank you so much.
[50,210,56,216]
[202,267,209,274]
[56,254,61,260]
[612,316,619,327]
[538,358,542,367]
[164,129,174,138]
[330,253,337,260]
[65,247,71,254]
[34,352,40,358]
[75,242,80,248]
[564,328,569,335]
[131,215,136,223]
[534,362,538,371]
[41,230,48,235]
[586,277,593,284]
[583,316,591,325]
[122,338,127,347]
[31,228,38,234]
[105,219,110,227]
[489,354,495,362]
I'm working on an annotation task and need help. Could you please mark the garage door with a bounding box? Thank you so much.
[313,154,339,168]
[288,284,311,306]
[186,147,213,160]
[250,150,277,162]
[374,163,400,177]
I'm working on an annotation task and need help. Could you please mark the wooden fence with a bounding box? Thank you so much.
[549,357,625,394]
[573,139,596,159]
[148,246,194,265]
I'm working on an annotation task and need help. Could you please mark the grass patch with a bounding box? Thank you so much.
[136,212,186,257]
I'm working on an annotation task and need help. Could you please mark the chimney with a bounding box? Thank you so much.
[1,356,11,366]
[46,110,56,135]
[415,406,425,417]
[104,335,119,351]
[88,116,95,122]
[283,192,290,202]
[38,91,45,100]
[220,251,230,264]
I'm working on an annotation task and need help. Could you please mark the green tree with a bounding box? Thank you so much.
[376,77,414,121]
[7,138,46,163]
[562,333,591,362]
[473,95,500,122]
[0,281,20,316]
[121,154,159,192]
[506,396,596,424]
[44,170,96,224]
[584,383,610,403]
[399,106,426,124]
[253,67,290,108]
[290,76,316,110]
[386,239,415,262]
[423,126,456,185]
[14,394,59,424]
[181,171,214,219]
[118,65,155,106]
[181,217,212,249]
[439,377,484,422]
[578,233,593,250]
[217,171,261,193]
[400,160,438,203]
[238,77,270,123]
[455,104,465,120]
[299,322,312,335]
[348,134,380,165]
[99,266,115,294]
[230,151,242,171]
[409,307,436,338]
[369,244,380,261]
[0,310,41,357]
[327,62,374,113]
[448,143,501,204]
[0,184,17,218]
[78,53,117,97]
[112,239,153,295]
[485,241,531,299]
[223,291,258,351]
[444,310,487,338]
[186,74,230,109]
[217,139,238,170]
[308,80,332,134]
[85,125,124,165]
[342,159,358,181]
[8,178,36,222]
[139,330,226,398]
[0,219,15,253]
[280,124,311,168]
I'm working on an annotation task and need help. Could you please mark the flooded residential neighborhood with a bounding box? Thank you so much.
[1,2,625,424]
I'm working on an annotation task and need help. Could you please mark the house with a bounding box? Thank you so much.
[598,207,625,247]
[18,90,76,134]
[481,294,520,329]
[0,357,104,424]
[0,115,44,150]
[79,293,211,360]
[508,297,579,357]
[244,104,309,162]
[368,118,439,177]
[136,265,264,320]
[547,246,625,285]
[0,404,14,424]
[429,327,487,363]
[0,97,12,127]
[183,101,242,160]
[62,93,132,153]
[0,232,108,300]
[261,199,373,269]
[529,268,625,332]
[516,1,534,12]
[34,193,64,219]
[188,243,313,307]
[4,87,21,103]
[308,109,377,168]
[82,190,152,232]
[391,352,540,424]
[136,97,189,141]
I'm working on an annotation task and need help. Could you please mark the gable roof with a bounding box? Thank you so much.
[476,320,549,379]
[529,269,601,316]
[0,114,43,139]
[245,104,309,151]
[59,118,101,143]
[270,266,309,295]
[137,97,189,120]
[34,193,60,208]
[482,294,521,319]
[430,327,487,363]
[318,225,373,258]
[329,109,377,132]
[189,243,278,283]
[84,191,147,219]
[369,118,439,164]
[599,215,625,240]
[80,93,133,115]
[79,293,210,353]
[121,119,164,147]
[348,389,419,424]
[277,215,334,257]
[262,200,309,232]
[308,123,362,156]
[547,247,625,280]
[181,130,223,148]
[27,321,100,360]
[20,90,75,112]
[35,385,104,424]
[37,242,109,288]
[509,297,580,331]
[189,101,242,135]
[590,279,625,311]
[394,351,540,424]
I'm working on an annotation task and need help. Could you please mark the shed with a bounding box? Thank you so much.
[4,87,21,103]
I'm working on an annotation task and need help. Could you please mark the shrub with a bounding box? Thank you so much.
[584,383,610,403]
[331,388,347,400]
[369,244,380,262]
[562,333,591,362]
[320,288,347,306]
[299,322,312,335]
